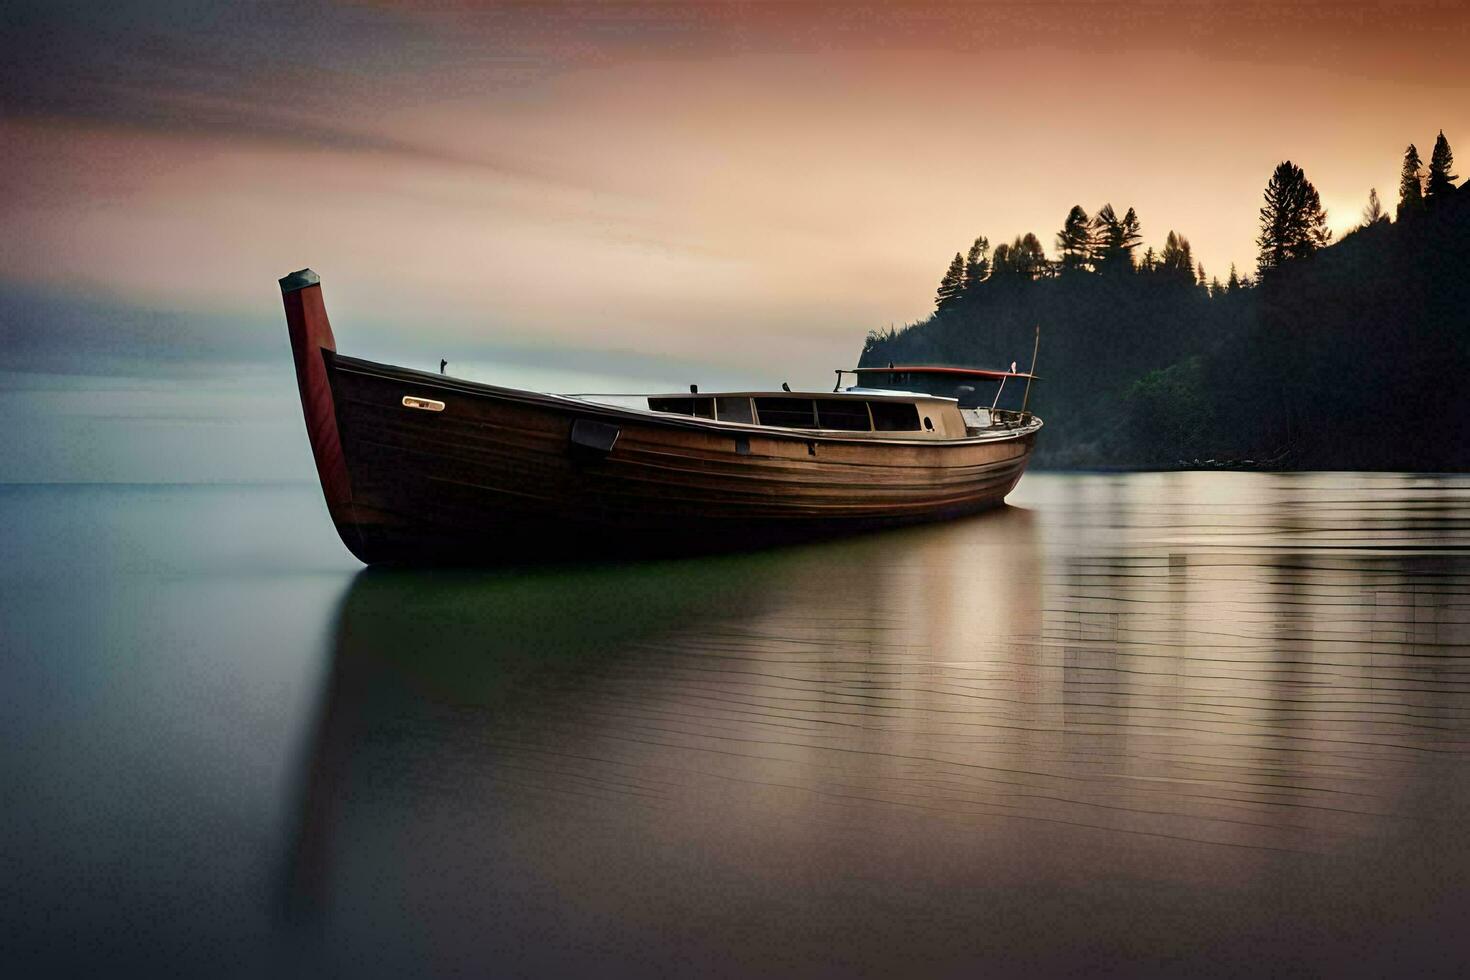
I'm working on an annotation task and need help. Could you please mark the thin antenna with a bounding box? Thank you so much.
[1020,324,1041,419]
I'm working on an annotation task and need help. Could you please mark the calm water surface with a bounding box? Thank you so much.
[3,473,1469,976]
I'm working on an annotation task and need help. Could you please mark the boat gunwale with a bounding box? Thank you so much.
[331,353,1043,448]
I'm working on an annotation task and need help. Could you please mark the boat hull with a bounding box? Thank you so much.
[280,271,1036,565]
[323,354,1032,563]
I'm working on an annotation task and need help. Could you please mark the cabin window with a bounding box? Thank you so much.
[923,416,934,431]
[649,396,689,414]
[868,400,921,432]
[715,396,754,424]
[815,400,871,431]
[649,396,714,418]
[754,397,817,428]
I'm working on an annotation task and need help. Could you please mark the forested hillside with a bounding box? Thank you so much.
[860,134,1470,470]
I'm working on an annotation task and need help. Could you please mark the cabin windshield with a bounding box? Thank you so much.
[647,396,715,419]
[715,397,754,423]
[754,397,817,428]
[816,401,871,431]
[849,369,1024,410]
[648,394,925,434]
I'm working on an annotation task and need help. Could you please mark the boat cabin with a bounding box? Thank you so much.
[840,366,1034,410]
[632,359,1044,440]
[643,390,1019,440]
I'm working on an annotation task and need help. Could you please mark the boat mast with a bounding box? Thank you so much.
[1020,324,1040,420]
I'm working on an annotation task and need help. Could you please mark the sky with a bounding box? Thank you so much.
[2,0,1468,388]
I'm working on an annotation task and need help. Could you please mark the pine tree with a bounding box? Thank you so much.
[1196,261,1206,287]
[935,252,965,312]
[1227,263,1240,292]
[1257,160,1331,274]
[1006,234,1047,279]
[1159,231,1182,277]
[1055,206,1092,271]
[1090,204,1120,268]
[963,236,990,293]
[1140,246,1157,273]
[1022,233,1048,278]
[1210,275,1222,297]
[1361,187,1385,226]
[1159,231,1195,282]
[1091,204,1142,272]
[1159,231,1180,267]
[1120,208,1143,265]
[1426,130,1458,205]
[1397,144,1424,219]
[990,242,1013,276]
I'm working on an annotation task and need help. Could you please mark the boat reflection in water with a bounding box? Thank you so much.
[280,475,1470,976]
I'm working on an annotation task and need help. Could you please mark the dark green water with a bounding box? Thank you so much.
[3,474,1469,976]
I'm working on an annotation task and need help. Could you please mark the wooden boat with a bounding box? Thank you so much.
[279,269,1041,564]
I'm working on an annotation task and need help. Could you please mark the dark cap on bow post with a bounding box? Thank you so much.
[279,268,321,293]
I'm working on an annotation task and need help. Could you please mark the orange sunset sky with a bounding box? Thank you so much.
[2,1,1467,382]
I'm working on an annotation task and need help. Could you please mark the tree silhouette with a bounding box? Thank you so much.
[1426,130,1458,206]
[990,241,1013,276]
[1361,187,1385,226]
[1091,204,1142,272]
[1256,160,1330,274]
[1196,261,1206,287]
[1056,206,1092,271]
[963,236,990,296]
[1091,205,1120,268]
[1120,208,1143,262]
[991,234,1047,279]
[1159,231,1194,281]
[935,252,965,312]
[1397,144,1424,219]
[1159,232,1181,271]
[1227,263,1240,292]
[1013,233,1048,279]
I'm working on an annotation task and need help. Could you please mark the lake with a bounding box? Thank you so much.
[3,472,1469,976]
